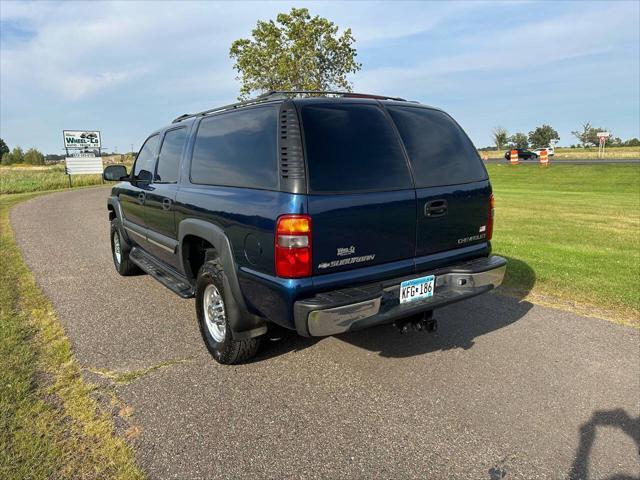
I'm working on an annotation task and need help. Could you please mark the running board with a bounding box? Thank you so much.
[129,247,194,298]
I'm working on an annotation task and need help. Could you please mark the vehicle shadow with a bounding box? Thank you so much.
[568,409,640,480]
[254,324,319,362]
[256,256,535,361]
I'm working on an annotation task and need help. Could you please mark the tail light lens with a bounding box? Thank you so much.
[275,215,312,278]
[487,193,495,241]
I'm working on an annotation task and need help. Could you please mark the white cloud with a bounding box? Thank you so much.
[355,2,638,94]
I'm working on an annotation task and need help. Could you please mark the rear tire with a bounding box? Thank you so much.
[110,219,140,276]
[195,259,261,364]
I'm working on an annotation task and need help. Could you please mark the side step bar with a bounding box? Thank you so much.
[129,247,194,298]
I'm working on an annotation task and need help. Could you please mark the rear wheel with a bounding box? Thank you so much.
[195,259,261,364]
[110,219,140,276]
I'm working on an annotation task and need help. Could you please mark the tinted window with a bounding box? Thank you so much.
[301,104,412,193]
[387,107,487,188]
[190,106,278,189]
[133,134,159,182]
[156,128,187,183]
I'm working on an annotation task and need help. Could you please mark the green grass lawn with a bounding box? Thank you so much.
[0,165,104,194]
[0,193,144,480]
[487,164,640,324]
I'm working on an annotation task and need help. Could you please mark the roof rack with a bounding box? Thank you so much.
[258,90,407,101]
[171,90,406,123]
[171,95,278,123]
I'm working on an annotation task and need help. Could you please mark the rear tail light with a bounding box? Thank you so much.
[275,215,312,278]
[487,193,495,241]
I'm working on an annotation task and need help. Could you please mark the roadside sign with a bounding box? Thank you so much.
[63,130,101,149]
[597,132,609,158]
[65,157,104,175]
[62,129,104,187]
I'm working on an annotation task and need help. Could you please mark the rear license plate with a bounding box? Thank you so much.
[399,275,435,304]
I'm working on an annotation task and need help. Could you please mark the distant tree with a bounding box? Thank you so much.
[508,133,529,149]
[624,137,640,147]
[229,7,361,99]
[0,138,8,158]
[528,124,559,148]
[492,127,509,150]
[571,122,592,148]
[24,148,45,165]
[1,146,24,165]
[586,127,611,146]
[571,122,612,147]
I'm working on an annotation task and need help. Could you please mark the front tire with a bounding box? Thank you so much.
[110,219,140,276]
[195,259,261,364]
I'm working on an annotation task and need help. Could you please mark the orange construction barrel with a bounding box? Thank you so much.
[539,149,549,166]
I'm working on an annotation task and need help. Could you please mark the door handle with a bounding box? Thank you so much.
[424,199,448,217]
[137,192,145,205]
[162,198,172,211]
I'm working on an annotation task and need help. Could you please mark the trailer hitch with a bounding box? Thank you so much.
[394,311,437,334]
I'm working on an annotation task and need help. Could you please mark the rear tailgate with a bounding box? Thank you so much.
[386,105,491,257]
[299,102,417,275]
[415,180,491,256]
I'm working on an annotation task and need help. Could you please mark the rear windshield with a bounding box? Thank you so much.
[387,106,487,188]
[300,104,413,193]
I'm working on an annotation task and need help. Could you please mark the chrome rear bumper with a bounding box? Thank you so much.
[294,256,507,337]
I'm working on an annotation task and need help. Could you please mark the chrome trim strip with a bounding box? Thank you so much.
[124,226,146,240]
[147,236,175,253]
[435,265,506,289]
[308,298,381,336]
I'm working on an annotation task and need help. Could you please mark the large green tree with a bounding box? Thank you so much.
[492,127,508,150]
[528,124,559,148]
[229,8,361,99]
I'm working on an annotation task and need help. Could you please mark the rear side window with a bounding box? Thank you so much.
[387,107,487,188]
[190,106,278,189]
[301,104,413,193]
[156,127,187,183]
[133,134,159,182]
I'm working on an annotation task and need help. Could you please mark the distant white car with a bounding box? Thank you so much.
[532,146,555,156]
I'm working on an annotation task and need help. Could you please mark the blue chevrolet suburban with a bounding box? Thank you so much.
[104,91,506,364]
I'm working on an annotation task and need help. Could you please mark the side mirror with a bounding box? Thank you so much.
[103,164,129,181]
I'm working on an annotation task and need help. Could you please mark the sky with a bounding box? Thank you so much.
[1,0,639,154]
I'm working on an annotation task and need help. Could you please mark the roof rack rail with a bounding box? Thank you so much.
[259,90,407,101]
[171,90,406,123]
[171,95,279,123]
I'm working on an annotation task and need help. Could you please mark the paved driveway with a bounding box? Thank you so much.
[11,187,639,479]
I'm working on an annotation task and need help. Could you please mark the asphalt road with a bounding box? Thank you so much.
[11,187,640,480]
[484,158,640,164]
